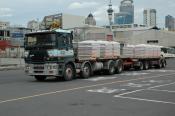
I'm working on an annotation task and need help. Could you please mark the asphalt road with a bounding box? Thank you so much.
[0,58,175,116]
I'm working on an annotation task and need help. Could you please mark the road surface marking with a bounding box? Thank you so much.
[0,73,175,104]
[115,82,175,96]
[146,70,175,73]
[148,82,175,89]
[122,83,151,88]
[114,96,175,105]
[85,76,118,82]
[148,89,175,93]
[142,80,171,83]
[120,72,149,76]
[115,89,145,96]
[88,87,126,94]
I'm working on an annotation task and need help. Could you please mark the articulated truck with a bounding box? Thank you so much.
[24,29,166,81]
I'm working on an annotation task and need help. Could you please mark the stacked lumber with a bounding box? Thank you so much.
[122,45,135,58]
[74,40,120,60]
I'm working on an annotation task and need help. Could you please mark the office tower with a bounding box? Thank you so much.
[114,0,134,24]
[143,9,157,27]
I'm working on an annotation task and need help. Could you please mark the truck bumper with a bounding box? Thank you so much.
[25,63,63,76]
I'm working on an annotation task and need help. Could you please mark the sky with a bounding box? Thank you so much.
[0,0,175,28]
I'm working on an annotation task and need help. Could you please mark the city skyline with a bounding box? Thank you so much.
[0,0,175,28]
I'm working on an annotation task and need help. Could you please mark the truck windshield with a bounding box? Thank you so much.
[25,33,56,49]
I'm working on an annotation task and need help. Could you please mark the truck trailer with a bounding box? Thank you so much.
[24,29,166,81]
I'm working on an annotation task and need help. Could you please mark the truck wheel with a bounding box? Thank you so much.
[156,60,162,69]
[35,76,46,81]
[135,62,143,70]
[108,61,115,75]
[161,60,166,68]
[143,61,149,70]
[140,62,144,70]
[116,60,123,74]
[63,64,75,81]
[81,63,91,79]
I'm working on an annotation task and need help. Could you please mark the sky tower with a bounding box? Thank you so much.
[107,0,114,25]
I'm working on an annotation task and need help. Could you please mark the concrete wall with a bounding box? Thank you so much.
[114,29,175,47]
[0,58,24,66]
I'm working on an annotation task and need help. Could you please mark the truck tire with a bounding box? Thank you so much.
[35,76,46,81]
[116,60,123,74]
[108,61,115,75]
[81,63,91,79]
[156,60,162,69]
[162,60,166,68]
[143,61,149,70]
[135,61,143,70]
[63,64,75,81]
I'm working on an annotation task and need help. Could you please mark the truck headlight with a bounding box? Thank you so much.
[26,65,30,70]
[24,51,29,57]
[47,65,52,70]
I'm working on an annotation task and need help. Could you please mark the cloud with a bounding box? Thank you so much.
[0,8,13,17]
[68,2,99,9]
[167,1,175,8]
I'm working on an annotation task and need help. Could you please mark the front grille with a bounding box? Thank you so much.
[31,57,45,63]
[29,50,48,63]
[34,71,44,73]
[34,65,44,69]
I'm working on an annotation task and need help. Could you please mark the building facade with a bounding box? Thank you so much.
[143,9,157,27]
[113,27,175,48]
[114,0,134,24]
[114,12,133,24]
[40,13,85,30]
[9,26,32,47]
[0,21,10,29]
[165,15,175,31]
[85,13,96,26]
[0,29,11,50]
[27,20,40,31]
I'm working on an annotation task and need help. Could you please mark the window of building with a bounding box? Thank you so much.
[147,40,159,44]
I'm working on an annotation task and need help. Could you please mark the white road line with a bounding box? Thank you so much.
[116,82,175,96]
[115,96,175,105]
[85,76,118,82]
[148,82,175,89]
[148,89,175,93]
[115,89,145,96]
[0,73,175,104]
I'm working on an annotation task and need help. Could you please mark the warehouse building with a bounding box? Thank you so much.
[113,27,175,48]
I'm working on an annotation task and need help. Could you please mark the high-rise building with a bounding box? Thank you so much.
[165,15,175,31]
[143,9,157,27]
[114,0,134,24]
[85,13,96,26]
